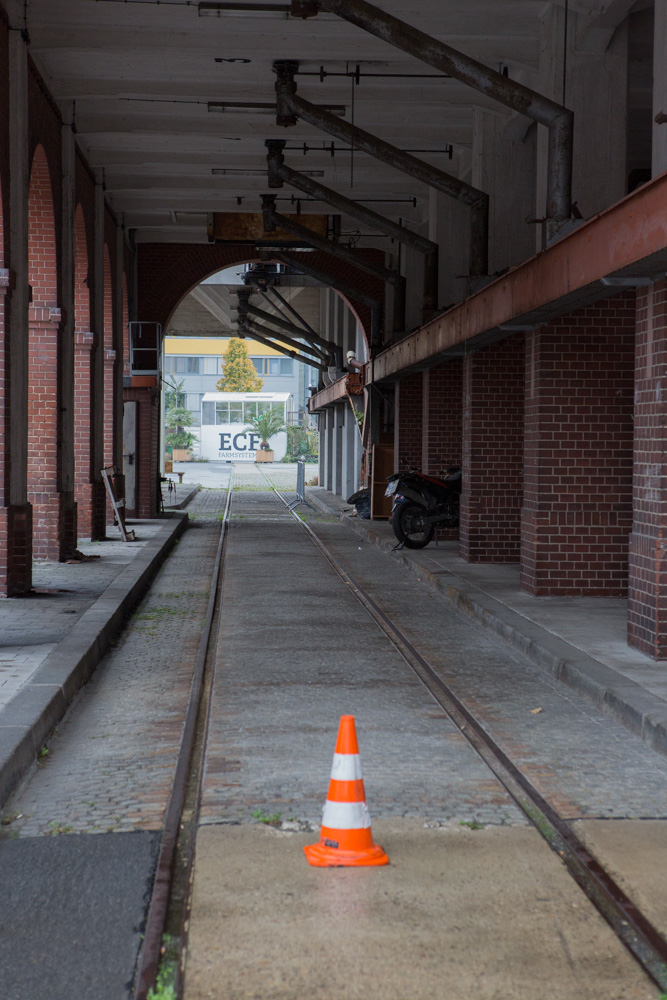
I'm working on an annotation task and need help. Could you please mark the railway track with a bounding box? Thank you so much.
[136,471,667,997]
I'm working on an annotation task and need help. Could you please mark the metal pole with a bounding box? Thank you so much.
[273,62,488,276]
[264,286,318,337]
[308,0,573,222]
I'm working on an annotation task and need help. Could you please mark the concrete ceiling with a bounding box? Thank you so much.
[16,0,627,245]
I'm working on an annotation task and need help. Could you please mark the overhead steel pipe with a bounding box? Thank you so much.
[266,138,439,321]
[264,249,384,347]
[239,321,328,371]
[273,61,488,277]
[289,0,573,224]
[245,302,330,359]
[262,193,406,334]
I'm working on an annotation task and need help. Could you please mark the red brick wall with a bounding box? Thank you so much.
[73,203,94,537]
[422,359,463,475]
[27,146,60,560]
[137,243,384,349]
[460,336,525,563]
[394,373,423,471]
[628,279,667,656]
[521,294,635,596]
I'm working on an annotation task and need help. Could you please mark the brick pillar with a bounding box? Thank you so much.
[123,384,160,518]
[74,331,94,537]
[521,296,635,596]
[28,306,62,560]
[460,336,524,563]
[629,279,667,656]
[421,359,463,475]
[104,347,116,524]
[394,372,423,471]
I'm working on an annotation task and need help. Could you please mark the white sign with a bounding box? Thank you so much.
[199,422,288,462]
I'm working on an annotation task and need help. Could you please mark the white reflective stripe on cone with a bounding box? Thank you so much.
[321,799,371,830]
[330,753,363,781]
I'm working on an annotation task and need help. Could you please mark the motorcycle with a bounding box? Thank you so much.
[385,466,462,548]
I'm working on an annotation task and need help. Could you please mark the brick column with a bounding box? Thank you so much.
[123,384,160,518]
[75,331,94,537]
[521,296,635,596]
[460,336,525,563]
[394,372,423,471]
[28,306,62,560]
[628,279,667,656]
[1,30,32,595]
[421,359,463,475]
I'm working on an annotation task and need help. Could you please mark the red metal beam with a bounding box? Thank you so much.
[363,171,667,384]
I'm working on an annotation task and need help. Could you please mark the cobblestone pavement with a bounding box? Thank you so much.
[312,520,667,822]
[4,492,225,837]
[0,522,165,712]
[200,486,525,829]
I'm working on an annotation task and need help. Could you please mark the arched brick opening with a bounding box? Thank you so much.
[28,145,60,560]
[74,203,94,537]
[137,244,383,348]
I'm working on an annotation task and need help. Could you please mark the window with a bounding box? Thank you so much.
[173,357,186,373]
[268,357,293,376]
[216,401,229,424]
[202,401,215,425]
[249,356,294,376]
[203,357,217,375]
[229,402,243,423]
[164,357,173,373]
[187,357,200,373]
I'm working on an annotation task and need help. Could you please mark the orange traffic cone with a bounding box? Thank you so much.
[304,715,389,867]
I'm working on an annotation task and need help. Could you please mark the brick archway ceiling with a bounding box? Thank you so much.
[24,0,552,249]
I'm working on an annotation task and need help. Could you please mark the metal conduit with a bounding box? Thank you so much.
[309,0,573,222]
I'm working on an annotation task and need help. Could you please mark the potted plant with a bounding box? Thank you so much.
[244,409,285,463]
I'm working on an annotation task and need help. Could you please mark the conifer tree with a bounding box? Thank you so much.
[216,338,264,392]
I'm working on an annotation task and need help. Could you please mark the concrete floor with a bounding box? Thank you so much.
[184,821,657,1000]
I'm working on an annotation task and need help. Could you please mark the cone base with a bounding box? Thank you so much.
[303,840,389,868]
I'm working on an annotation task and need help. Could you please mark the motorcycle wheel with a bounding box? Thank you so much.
[392,502,435,549]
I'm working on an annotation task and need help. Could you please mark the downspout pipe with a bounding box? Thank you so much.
[266,248,383,347]
[273,61,488,276]
[304,0,573,223]
[266,138,439,321]
[262,193,406,335]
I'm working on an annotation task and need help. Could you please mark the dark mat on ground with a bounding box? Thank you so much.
[0,830,160,1000]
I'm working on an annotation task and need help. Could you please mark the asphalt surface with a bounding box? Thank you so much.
[0,831,160,1000]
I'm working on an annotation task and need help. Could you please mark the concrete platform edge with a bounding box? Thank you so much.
[0,514,189,810]
[305,490,667,759]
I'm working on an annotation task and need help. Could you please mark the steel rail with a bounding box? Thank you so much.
[261,468,667,992]
[133,477,234,1000]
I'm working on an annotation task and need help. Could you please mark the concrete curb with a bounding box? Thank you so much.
[306,489,667,758]
[0,514,189,810]
[165,486,199,511]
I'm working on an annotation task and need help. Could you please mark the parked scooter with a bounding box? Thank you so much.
[385,466,462,548]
